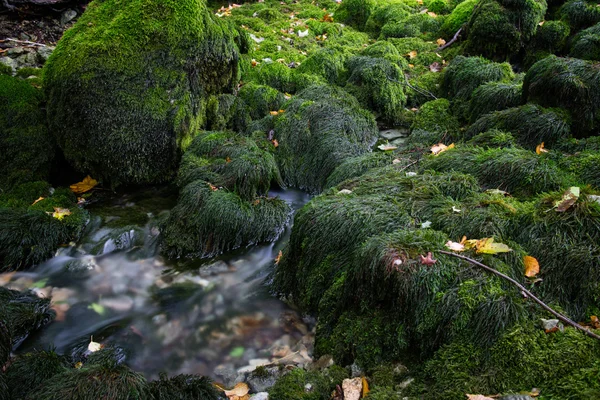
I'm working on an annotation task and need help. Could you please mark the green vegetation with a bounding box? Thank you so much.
[570,22,600,60]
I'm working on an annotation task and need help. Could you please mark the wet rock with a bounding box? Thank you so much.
[350,362,363,378]
[252,393,269,400]
[214,364,238,387]
[307,355,334,371]
[247,366,281,392]
[99,295,134,313]
[16,52,37,67]
[60,9,78,25]
[379,128,408,140]
[199,261,230,277]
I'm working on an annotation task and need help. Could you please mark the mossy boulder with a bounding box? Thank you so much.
[335,0,377,31]
[412,98,460,137]
[469,81,523,122]
[465,0,547,60]
[148,373,220,400]
[5,349,71,399]
[364,1,412,37]
[442,56,514,101]
[44,0,243,186]
[439,0,478,38]
[380,13,442,40]
[0,75,54,191]
[268,366,349,400]
[237,83,286,122]
[297,48,350,85]
[570,22,600,60]
[522,55,600,135]
[559,0,600,30]
[162,131,289,258]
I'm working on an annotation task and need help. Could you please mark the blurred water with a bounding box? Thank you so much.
[3,187,312,380]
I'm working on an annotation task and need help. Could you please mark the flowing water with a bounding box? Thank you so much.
[2,186,313,381]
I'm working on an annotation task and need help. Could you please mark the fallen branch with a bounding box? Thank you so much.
[436,27,462,52]
[439,250,600,342]
[0,38,48,47]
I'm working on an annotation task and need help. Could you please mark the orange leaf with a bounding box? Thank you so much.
[591,315,600,329]
[361,377,369,398]
[535,142,548,155]
[70,175,98,194]
[209,183,218,191]
[436,38,446,46]
[272,139,279,148]
[32,196,45,205]
[275,250,283,265]
[524,255,540,278]
[270,111,279,116]
[408,50,418,59]
[224,382,250,399]
[431,143,455,155]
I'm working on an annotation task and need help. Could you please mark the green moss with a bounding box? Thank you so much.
[0,75,54,191]
[439,0,478,37]
[148,373,219,400]
[297,48,350,85]
[405,71,443,107]
[360,41,409,68]
[15,67,42,78]
[465,0,547,60]
[425,0,452,14]
[523,55,600,135]
[0,63,12,76]
[364,2,412,36]
[570,22,600,60]
[5,349,71,399]
[245,62,325,94]
[345,56,406,124]
[469,81,523,122]
[466,104,572,149]
[268,367,348,400]
[561,151,600,188]
[237,83,286,122]
[467,129,517,148]
[381,13,442,40]
[325,151,411,188]
[272,85,378,192]
[335,0,377,31]
[442,56,514,101]
[559,0,600,30]
[44,0,243,186]
[528,20,570,54]
[412,98,460,137]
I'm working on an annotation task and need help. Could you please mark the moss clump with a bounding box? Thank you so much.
[380,13,442,40]
[44,0,243,186]
[345,56,406,124]
[529,20,571,54]
[405,71,443,107]
[245,62,325,94]
[163,131,289,258]
[5,349,71,399]
[0,75,54,191]
[465,0,547,60]
[412,98,460,137]
[466,104,571,149]
[272,85,378,192]
[0,184,88,271]
[297,48,350,85]
[335,0,377,31]
[439,0,478,38]
[467,129,518,148]
[325,151,411,189]
[237,83,285,120]
[268,367,349,400]
[570,22,600,60]
[522,55,600,135]
[469,81,523,122]
[562,151,600,189]
[559,0,600,30]
[364,2,412,37]
[147,373,220,400]
[360,41,409,68]
[442,56,514,101]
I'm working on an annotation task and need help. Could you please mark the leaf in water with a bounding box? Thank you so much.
[554,186,580,212]
[378,143,397,151]
[70,175,98,194]
[535,142,548,155]
[229,346,245,358]
[224,382,250,399]
[88,336,102,353]
[88,302,106,315]
[32,196,45,205]
[31,278,48,288]
[524,255,540,278]
[431,142,454,155]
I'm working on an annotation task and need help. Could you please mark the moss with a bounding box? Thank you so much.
[528,20,570,54]
[15,67,42,78]
[0,63,12,75]
[147,373,220,400]
[466,104,572,149]
[0,75,54,191]
[465,0,547,60]
[236,83,286,123]
[43,0,243,186]
[5,349,71,399]
[272,85,378,193]
[268,367,348,400]
[570,22,600,60]
[335,0,377,31]
[365,387,404,399]
[561,151,600,188]
[559,0,600,30]
[442,56,514,102]
[412,98,460,137]
[469,81,523,122]
[439,0,478,37]
[425,0,452,14]
[297,48,350,85]
[380,13,442,40]
[467,129,518,148]
[405,71,443,107]
[522,55,600,135]
[345,56,406,124]
[245,62,325,94]
[325,151,411,188]
[364,2,412,36]
[360,41,409,68]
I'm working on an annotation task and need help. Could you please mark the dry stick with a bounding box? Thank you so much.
[436,27,462,52]
[439,250,600,342]
[1,38,47,47]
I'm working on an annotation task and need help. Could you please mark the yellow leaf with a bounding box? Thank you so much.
[445,240,465,252]
[270,110,279,116]
[427,11,437,17]
[554,186,580,212]
[436,38,446,46]
[224,382,250,399]
[408,50,418,59]
[539,20,545,26]
[88,336,102,353]
[466,395,495,400]
[275,250,283,265]
[524,255,540,278]
[32,196,45,205]
[361,377,370,398]
[408,63,415,68]
[431,142,455,155]
[51,207,71,220]
[74,361,83,369]
[475,238,512,254]
[278,109,286,114]
[535,142,548,155]
[70,175,98,194]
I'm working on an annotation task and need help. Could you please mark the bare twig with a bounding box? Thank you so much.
[439,250,600,342]
[436,27,462,52]
[1,38,48,47]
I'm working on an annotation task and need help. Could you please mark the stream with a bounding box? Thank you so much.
[0,186,313,383]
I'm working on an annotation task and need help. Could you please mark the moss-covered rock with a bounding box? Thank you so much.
[268,366,349,400]
[380,13,442,40]
[469,81,523,122]
[439,0,478,38]
[272,85,378,192]
[244,61,325,94]
[335,0,377,31]
[345,56,406,124]
[148,373,220,400]
[442,56,514,101]
[44,0,243,186]
[297,48,350,85]
[0,75,54,191]
[570,22,600,60]
[5,349,71,399]
[559,0,600,30]
[522,55,600,135]
[412,98,461,137]
[466,104,572,148]
[465,0,547,60]
[364,1,413,37]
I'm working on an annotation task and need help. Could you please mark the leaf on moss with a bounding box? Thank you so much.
[466,395,494,400]
[429,62,442,72]
[431,142,454,155]
[378,143,398,151]
[419,252,437,265]
[88,336,102,353]
[485,189,509,196]
[436,38,446,46]
[524,255,540,277]
[554,186,580,212]
[272,139,279,148]
[361,377,369,398]
[408,50,418,59]
[464,238,512,254]
[70,175,98,194]
[427,11,438,17]
[535,142,548,155]
[275,250,283,265]
[50,207,71,220]
[322,13,334,22]
[445,240,465,252]
[32,196,45,205]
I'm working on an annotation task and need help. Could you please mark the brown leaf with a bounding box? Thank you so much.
[554,187,580,212]
[431,143,454,155]
[524,255,540,278]
[224,382,250,399]
[209,183,219,191]
[408,50,418,59]
[419,252,437,266]
[275,250,283,265]
[536,142,548,155]
[70,175,98,194]
[429,62,442,72]
[272,139,279,148]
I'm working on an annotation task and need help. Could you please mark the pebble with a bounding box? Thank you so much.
[61,9,78,25]
[252,393,269,400]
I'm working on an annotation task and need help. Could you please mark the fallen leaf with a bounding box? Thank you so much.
[466,395,494,400]
[541,318,563,333]
[524,255,540,278]
[32,196,45,205]
[431,142,454,155]
[298,29,309,37]
[338,189,353,195]
[429,62,442,72]
[270,110,279,116]
[554,186,580,212]
[361,377,370,398]
[419,252,437,266]
[378,143,397,151]
[322,13,334,22]
[88,336,102,353]
[536,142,548,155]
[272,139,279,148]
[427,11,437,17]
[226,157,232,163]
[275,250,283,265]
[70,175,98,194]
[251,59,259,67]
[539,20,545,26]
[436,38,446,46]
[452,206,461,213]
[591,315,600,329]
[408,63,414,68]
[408,50,418,59]
[474,238,512,254]
[50,207,71,220]
[209,183,219,191]
[485,189,509,196]
[75,361,83,369]
[88,302,106,315]
[421,220,432,228]
[445,240,465,252]
[223,382,250,399]
[278,109,285,114]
